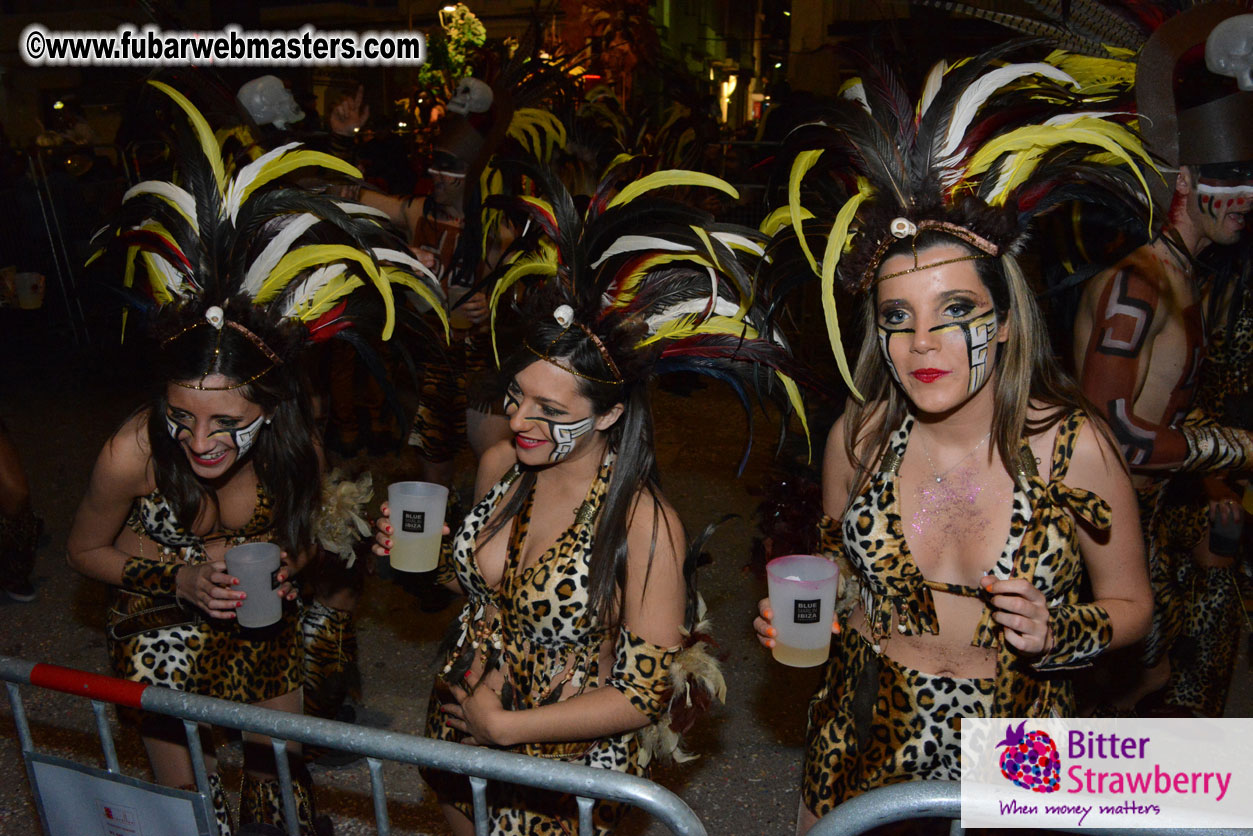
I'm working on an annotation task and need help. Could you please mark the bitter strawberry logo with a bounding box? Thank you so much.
[997,721,1061,793]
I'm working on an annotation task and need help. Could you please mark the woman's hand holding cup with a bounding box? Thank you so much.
[175,560,244,619]
[373,500,452,558]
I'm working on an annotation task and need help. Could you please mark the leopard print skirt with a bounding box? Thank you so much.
[802,631,994,818]
[107,588,301,703]
[420,678,644,835]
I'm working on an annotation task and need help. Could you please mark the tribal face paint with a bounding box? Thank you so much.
[504,383,598,463]
[167,411,267,457]
[1192,162,1253,246]
[878,309,999,396]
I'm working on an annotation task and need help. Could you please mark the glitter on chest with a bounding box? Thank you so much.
[910,466,988,540]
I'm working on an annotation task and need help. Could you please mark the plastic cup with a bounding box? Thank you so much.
[766,554,838,668]
[14,272,44,310]
[223,542,282,628]
[387,481,449,572]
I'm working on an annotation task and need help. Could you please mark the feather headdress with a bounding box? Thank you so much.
[88,80,444,385]
[770,43,1155,398]
[486,157,817,468]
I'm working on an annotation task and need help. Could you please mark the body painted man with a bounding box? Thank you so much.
[1072,7,1253,715]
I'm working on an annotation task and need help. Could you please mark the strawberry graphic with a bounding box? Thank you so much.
[997,721,1060,793]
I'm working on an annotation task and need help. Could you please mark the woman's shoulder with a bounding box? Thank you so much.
[93,410,156,497]
[626,488,685,563]
[475,439,519,501]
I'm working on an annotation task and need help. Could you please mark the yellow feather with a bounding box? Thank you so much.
[612,252,717,306]
[821,186,868,402]
[967,121,1154,227]
[255,244,394,338]
[776,373,811,458]
[231,150,361,214]
[140,251,177,303]
[606,170,738,211]
[148,80,225,197]
[385,267,450,341]
[635,313,755,349]
[296,274,364,320]
[788,149,824,276]
[488,255,558,364]
[759,204,814,237]
[605,152,636,174]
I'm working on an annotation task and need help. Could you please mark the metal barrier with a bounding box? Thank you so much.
[808,780,1253,836]
[0,655,707,836]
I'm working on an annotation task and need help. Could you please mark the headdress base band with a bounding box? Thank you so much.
[870,219,1000,285]
[524,322,623,386]
[163,317,283,391]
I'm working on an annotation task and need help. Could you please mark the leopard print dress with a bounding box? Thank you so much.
[107,485,302,703]
[802,410,1113,817]
[422,451,679,835]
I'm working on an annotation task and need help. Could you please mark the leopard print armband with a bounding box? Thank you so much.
[817,515,859,617]
[1180,424,1253,473]
[607,626,679,722]
[433,536,457,587]
[1032,603,1112,671]
[120,556,184,598]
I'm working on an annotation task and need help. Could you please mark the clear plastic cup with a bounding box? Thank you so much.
[387,481,449,572]
[223,542,282,628]
[766,554,839,668]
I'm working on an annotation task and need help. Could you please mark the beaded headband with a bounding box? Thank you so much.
[163,306,284,390]
[869,218,1000,285]
[524,304,624,385]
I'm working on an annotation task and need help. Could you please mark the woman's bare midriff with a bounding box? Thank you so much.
[844,590,997,678]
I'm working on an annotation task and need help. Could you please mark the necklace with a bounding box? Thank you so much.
[917,429,992,483]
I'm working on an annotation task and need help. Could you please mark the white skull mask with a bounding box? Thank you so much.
[1207,14,1253,92]
[447,78,493,116]
[237,76,305,129]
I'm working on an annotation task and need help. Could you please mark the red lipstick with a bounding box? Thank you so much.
[910,369,950,383]
[515,434,547,450]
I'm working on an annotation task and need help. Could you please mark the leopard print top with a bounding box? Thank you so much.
[127,482,275,561]
[823,409,1115,716]
[436,450,676,755]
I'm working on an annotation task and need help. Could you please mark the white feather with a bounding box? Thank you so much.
[373,247,439,284]
[225,141,302,221]
[841,81,870,114]
[282,263,348,318]
[709,231,764,255]
[591,235,695,268]
[240,213,320,297]
[333,200,390,220]
[918,60,947,118]
[124,180,198,229]
[645,294,739,334]
[138,246,190,300]
[938,63,1077,161]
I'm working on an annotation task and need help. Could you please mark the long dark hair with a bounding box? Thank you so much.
[484,307,673,630]
[145,299,321,554]
[843,230,1107,501]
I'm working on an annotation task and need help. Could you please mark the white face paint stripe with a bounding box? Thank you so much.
[167,414,188,441]
[876,325,904,384]
[546,416,594,462]
[961,311,998,395]
[227,414,267,458]
[1196,183,1253,198]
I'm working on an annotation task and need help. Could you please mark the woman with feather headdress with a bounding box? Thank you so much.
[65,81,443,836]
[751,45,1154,830]
[372,157,810,834]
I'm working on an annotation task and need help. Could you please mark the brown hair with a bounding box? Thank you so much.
[842,231,1108,502]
